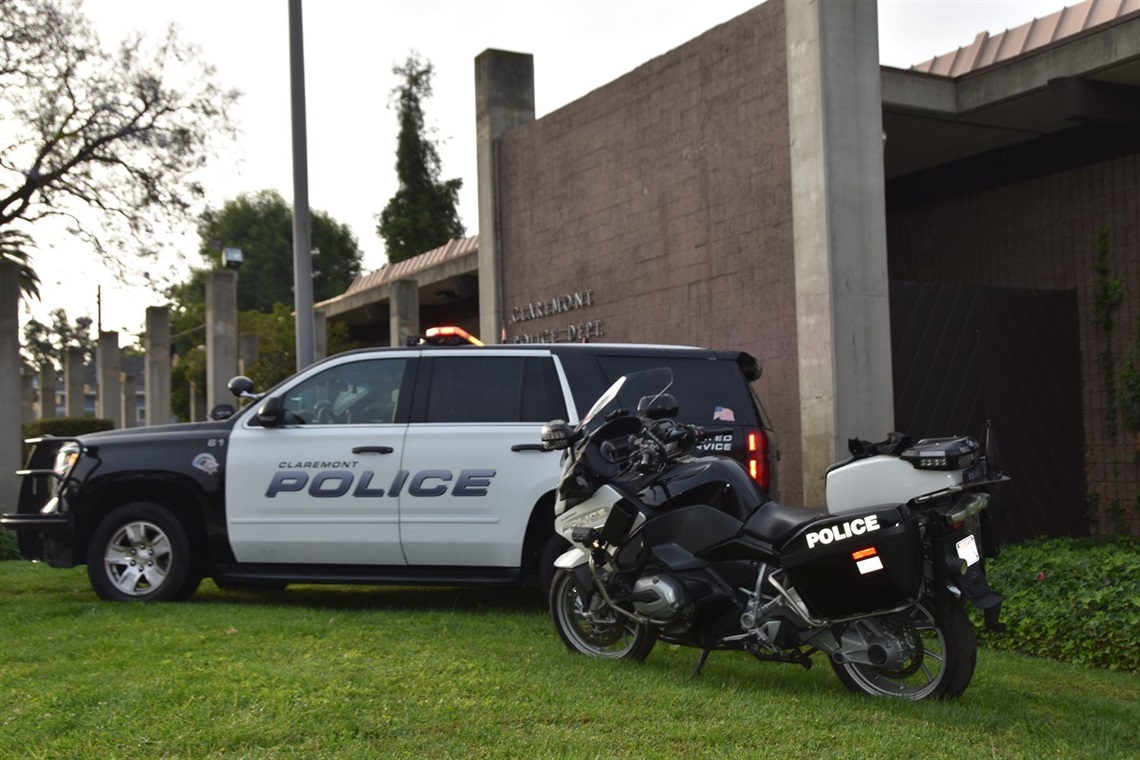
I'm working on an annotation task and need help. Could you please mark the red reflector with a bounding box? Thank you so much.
[852,547,878,560]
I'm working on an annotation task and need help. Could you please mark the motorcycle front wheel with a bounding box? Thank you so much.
[830,599,976,700]
[549,569,657,660]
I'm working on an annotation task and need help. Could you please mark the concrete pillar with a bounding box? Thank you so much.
[21,372,35,424]
[238,332,260,376]
[389,279,420,347]
[190,384,207,422]
[313,309,327,360]
[0,261,20,511]
[785,0,894,504]
[475,49,535,344]
[38,361,56,418]
[64,347,84,417]
[145,306,171,426]
[120,373,136,429]
[96,330,120,426]
[205,270,238,412]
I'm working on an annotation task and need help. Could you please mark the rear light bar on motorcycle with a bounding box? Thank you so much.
[748,431,770,493]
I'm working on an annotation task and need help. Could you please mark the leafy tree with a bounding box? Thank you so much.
[376,52,464,264]
[188,190,363,313]
[21,307,94,370]
[0,228,40,299]
[0,0,239,275]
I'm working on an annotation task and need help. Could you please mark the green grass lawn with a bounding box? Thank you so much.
[2,562,1137,759]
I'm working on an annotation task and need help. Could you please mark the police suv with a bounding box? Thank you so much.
[3,336,776,602]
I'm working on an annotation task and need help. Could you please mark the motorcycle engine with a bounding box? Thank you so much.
[630,574,690,621]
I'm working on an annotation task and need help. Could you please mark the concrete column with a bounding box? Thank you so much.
[238,332,260,376]
[38,361,56,418]
[64,347,85,417]
[205,270,238,412]
[475,49,535,344]
[785,0,894,504]
[120,373,136,429]
[313,309,327,360]
[0,262,20,511]
[96,330,120,426]
[145,306,171,426]
[190,384,207,422]
[389,279,420,347]
[21,372,34,423]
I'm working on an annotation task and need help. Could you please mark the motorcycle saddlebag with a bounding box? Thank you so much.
[779,506,922,619]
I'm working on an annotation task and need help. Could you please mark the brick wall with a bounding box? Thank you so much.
[888,152,1140,536]
[495,2,805,503]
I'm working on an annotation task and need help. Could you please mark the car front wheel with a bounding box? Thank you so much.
[86,502,201,602]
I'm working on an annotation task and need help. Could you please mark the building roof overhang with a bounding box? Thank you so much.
[881,9,1140,180]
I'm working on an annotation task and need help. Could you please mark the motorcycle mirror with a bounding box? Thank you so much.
[637,393,679,420]
[541,420,576,450]
[984,420,1003,478]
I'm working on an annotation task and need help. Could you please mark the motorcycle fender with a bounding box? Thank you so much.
[953,562,1005,631]
[554,546,589,570]
[553,546,595,596]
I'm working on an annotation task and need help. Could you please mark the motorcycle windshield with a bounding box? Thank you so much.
[579,367,674,434]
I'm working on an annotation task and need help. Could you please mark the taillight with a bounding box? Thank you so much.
[748,430,770,492]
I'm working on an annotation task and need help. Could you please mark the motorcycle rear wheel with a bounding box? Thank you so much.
[550,569,657,660]
[830,599,976,700]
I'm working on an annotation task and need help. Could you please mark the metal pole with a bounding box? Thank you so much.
[289,0,315,370]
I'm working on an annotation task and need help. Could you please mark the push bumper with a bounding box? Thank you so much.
[0,511,73,530]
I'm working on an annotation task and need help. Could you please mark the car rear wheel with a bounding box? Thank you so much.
[86,502,201,602]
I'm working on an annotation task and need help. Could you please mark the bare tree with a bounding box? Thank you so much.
[0,0,240,276]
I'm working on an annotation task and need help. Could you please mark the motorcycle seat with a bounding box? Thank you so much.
[744,501,830,544]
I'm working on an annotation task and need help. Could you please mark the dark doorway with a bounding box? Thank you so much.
[890,282,1086,542]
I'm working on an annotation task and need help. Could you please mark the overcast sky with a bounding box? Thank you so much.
[27,0,1074,339]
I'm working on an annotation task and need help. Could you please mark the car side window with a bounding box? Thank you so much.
[425,356,567,423]
[282,358,407,425]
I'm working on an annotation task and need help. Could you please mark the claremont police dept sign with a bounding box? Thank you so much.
[508,289,605,343]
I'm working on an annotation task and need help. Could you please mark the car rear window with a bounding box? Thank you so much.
[593,356,759,426]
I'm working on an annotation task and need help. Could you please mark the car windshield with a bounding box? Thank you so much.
[579,367,673,434]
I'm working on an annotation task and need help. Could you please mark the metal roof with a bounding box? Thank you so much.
[345,235,478,295]
[911,0,1140,77]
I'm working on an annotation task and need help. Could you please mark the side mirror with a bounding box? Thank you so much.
[541,420,576,450]
[256,396,284,427]
[227,375,259,400]
[637,393,678,420]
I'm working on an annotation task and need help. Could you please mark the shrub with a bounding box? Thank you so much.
[22,417,115,440]
[0,528,18,561]
[976,536,1140,673]
[21,417,114,459]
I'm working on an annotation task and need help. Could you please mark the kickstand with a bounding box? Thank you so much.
[691,648,712,677]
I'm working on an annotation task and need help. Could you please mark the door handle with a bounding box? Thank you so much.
[352,446,394,454]
[511,443,547,452]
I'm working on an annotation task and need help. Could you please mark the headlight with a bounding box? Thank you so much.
[52,443,80,478]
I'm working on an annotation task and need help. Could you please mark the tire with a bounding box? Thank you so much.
[86,502,201,602]
[549,569,656,660]
[830,599,976,700]
[538,534,571,604]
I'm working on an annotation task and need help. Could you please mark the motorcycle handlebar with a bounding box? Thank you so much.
[695,425,735,439]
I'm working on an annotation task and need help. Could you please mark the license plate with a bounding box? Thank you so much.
[956,534,980,566]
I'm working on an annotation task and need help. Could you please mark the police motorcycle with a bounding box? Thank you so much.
[540,368,1006,700]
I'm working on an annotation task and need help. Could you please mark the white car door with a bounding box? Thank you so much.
[225,353,415,565]
[397,351,569,567]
